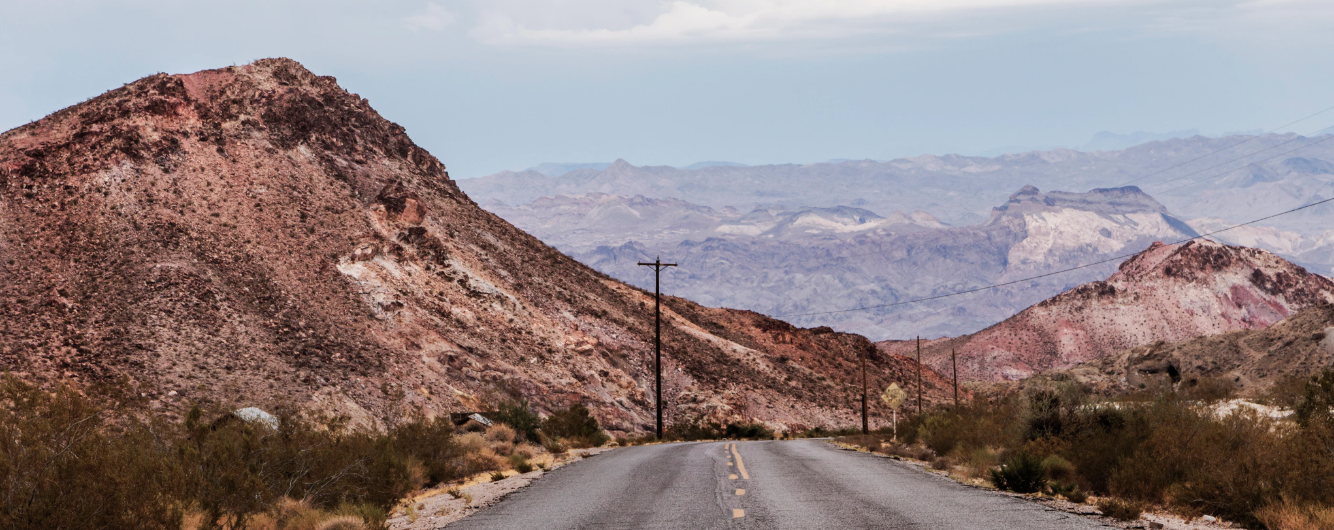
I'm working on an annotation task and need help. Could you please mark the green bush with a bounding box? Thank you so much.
[989,453,1047,494]
[493,398,542,442]
[542,404,609,447]
[1048,481,1087,503]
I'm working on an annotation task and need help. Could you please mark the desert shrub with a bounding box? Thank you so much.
[1096,498,1143,521]
[486,424,517,443]
[1057,406,1143,494]
[506,453,529,471]
[666,421,721,441]
[1042,455,1076,483]
[387,413,463,485]
[0,375,493,530]
[1262,373,1310,409]
[930,456,952,470]
[1049,481,1087,504]
[1179,375,1236,402]
[724,422,773,440]
[490,471,506,482]
[492,399,542,442]
[542,404,609,447]
[513,443,538,460]
[542,437,568,454]
[876,441,935,461]
[0,377,182,530]
[953,447,999,479]
[1295,369,1334,429]
[989,452,1047,493]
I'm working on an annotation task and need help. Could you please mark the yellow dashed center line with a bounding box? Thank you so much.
[729,443,750,480]
[736,488,745,495]
[733,509,745,518]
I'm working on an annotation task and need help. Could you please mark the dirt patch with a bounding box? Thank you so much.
[388,447,614,529]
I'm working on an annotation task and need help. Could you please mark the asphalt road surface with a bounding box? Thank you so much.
[447,439,1111,529]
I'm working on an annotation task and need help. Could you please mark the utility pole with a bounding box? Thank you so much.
[952,348,959,408]
[638,257,677,439]
[861,345,869,435]
[916,336,923,415]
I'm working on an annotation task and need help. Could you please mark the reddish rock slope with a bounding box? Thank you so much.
[0,59,951,433]
[879,239,1334,381]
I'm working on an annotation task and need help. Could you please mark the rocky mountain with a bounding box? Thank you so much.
[0,58,957,435]
[878,239,1334,382]
[459,136,1334,236]
[486,186,1203,339]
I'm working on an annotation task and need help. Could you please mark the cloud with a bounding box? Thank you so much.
[403,2,456,32]
[469,0,1121,45]
[463,0,1334,49]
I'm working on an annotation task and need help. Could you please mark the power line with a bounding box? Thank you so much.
[1152,134,1334,195]
[773,196,1334,318]
[1141,133,1318,191]
[1119,103,1334,188]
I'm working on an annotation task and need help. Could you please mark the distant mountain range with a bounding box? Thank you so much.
[481,186,1234,340]
[463,137,1334,340]
[463,134,1334,233]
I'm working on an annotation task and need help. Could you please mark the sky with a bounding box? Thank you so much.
[3,0,1334,178]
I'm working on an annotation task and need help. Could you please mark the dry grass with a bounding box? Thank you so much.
[186,499,370,530]
[1256,500,1334,530]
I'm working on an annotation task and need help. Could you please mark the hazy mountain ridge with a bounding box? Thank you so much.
[461,135,1334,232]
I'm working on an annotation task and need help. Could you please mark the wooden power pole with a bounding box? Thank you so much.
[916,336,923,415]
[952,348,959,408]
[861,345,869,435]
[638,257,677,439]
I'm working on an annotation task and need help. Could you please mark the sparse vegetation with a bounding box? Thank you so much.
[665,419,775,441]
[492,398,542,442]
[1096,498,1144,521]
[541,403,610,447]
[989,453,1046,493]
[0,375,563,529]
[834,368,1334,528]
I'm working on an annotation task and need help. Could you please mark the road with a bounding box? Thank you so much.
[446,439,1111,529]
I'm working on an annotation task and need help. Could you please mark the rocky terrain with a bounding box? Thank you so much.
[486,186,1204,339]
[1057,301,1334,395]
[0,58,958,434]
[878,239,1334,381]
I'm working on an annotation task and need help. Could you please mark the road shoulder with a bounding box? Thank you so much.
[387,446,615,529]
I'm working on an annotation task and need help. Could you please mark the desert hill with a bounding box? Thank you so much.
[0,58,952,434]
[878,239,1334,381]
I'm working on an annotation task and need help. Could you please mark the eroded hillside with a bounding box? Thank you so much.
[0,59,953,434]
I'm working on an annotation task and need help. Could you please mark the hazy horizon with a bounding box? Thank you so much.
[5,1,1334,178]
